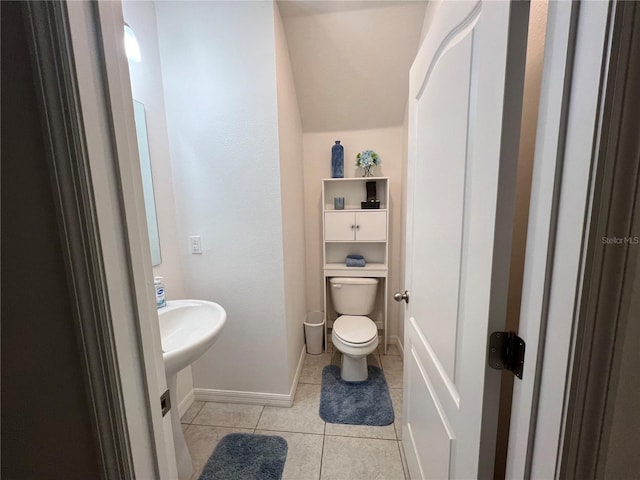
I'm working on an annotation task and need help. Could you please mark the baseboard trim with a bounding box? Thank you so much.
[392,334,404,356]
[178,388,195,418]
[194,344,307,408]
[288,344,306,406]
[194,388,292,407]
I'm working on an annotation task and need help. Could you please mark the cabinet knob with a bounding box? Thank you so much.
[393,291,410,304]
[351,224,355,230]
[356,225,360,230]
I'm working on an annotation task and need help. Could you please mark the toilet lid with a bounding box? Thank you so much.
[333,315,377,344]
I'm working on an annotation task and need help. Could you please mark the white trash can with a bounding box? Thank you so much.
[304,311,325,355]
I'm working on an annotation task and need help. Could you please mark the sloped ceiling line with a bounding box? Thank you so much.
[278,0,428,133]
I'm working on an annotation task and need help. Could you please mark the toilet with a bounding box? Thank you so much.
[329,277,379,382]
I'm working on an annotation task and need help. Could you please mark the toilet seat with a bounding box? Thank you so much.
[333,315,377,346]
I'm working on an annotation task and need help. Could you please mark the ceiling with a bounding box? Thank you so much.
[277,1,428,133]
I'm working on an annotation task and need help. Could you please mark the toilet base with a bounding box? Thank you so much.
[340,354,369,382]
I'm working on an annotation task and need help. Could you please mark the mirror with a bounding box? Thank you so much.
[133,100,162,266]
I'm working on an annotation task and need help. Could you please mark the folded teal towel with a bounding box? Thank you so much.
[346,257,366,267]
[346,254,364,260]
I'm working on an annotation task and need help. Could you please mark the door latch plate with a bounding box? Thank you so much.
[488,331,526,379]
[160,389,171,417]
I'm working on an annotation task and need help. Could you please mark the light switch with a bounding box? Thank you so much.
[189,235,202,254]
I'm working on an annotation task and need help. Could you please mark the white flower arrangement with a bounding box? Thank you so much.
[355,150,382,168]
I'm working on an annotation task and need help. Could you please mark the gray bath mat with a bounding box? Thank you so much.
[199,433,287,480]
[319,365,394,426]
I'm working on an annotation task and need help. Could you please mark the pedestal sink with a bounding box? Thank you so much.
[158,299,227,480]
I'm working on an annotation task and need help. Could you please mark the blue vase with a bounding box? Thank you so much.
[331,141,344,178]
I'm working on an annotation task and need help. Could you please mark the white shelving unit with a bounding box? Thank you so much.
[322,177,389,353]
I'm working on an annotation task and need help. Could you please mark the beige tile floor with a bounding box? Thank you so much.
[181,341,408,480]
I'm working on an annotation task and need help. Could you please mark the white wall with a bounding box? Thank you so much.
[505,0,548,328]
[122,1,192,406]
[126,0,415,399]
[155,1,293,394]
[123,1,185,300]
[279,2,427,132]
[303,128,404,340]
[274,3,307,381]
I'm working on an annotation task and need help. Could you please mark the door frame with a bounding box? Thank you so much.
[28,0,619,477]
[88,2,179,476]
[506,0,615,477]
[24,1,178,478]
[560,1,640,476]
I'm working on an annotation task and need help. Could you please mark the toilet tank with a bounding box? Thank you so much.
[329,277,379,315]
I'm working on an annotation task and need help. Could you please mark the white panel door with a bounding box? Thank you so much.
[356,211,387,241]
[402,1,526,478]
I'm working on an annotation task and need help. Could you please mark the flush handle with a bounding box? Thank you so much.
[393,291,409,304]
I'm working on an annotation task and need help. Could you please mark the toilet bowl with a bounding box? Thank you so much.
[332,315,379,381]
[329,277,379,382]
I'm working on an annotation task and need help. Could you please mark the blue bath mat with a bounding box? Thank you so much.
[199,433,287,480]
[319,365,394,426]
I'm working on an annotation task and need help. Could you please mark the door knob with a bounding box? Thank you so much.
[394,291,409,304]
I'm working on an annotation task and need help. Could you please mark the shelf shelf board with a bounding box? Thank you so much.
[323,177,389,181]
[324,240,387,244]
[324,263,388,273]
[325,262,387,268]
[324,208,388,212]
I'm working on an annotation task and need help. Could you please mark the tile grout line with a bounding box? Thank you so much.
[323,432,398,441]
[254,428,324,437]
[323,434,400,444]
[253,405,265,434]
[319,423,326,480]
[319,405,327,480]
[397,439,409,480]
[193,401,206,421]
[251,426,325,436]
[180,400,206,426]
[189,421,260,429]
[200,354,402,479]
[189,407,264,430]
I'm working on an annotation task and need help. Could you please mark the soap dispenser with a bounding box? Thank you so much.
[154,276,166,308]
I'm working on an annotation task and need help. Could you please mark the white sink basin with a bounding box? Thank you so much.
[158,299,227,375]
[157,299,226,480]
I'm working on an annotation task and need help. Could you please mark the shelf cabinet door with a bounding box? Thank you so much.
[324,212,356,241]
[355,211,387,241]
[325,211,388,241]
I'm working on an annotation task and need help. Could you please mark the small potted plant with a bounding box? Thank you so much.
[355,150,381,177]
